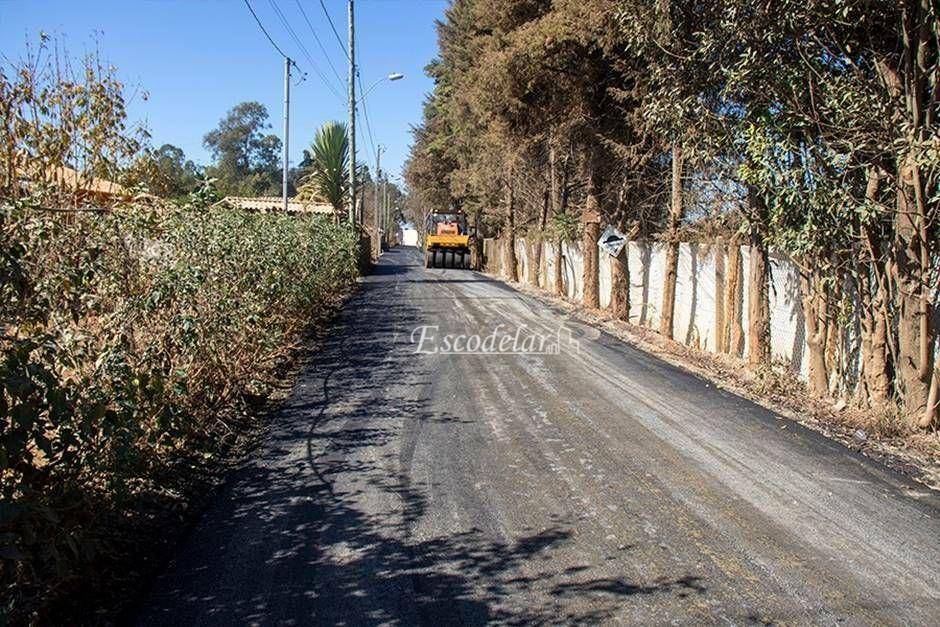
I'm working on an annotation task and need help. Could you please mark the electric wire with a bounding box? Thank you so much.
[294,0,345,86]
[357,72,378,171]
[267,0,342,100]
[309,2,378,189]
[318,0,350,59]
[243,0,294,62]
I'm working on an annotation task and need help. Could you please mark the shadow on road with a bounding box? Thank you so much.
[136,254,706,626]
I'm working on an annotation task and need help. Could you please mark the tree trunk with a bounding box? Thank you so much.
[582,162,600,309]
[858,171,892,407]
[471,209,484,271]
[860,272,892,406]
[506,179,518,282]
[660,243,679,338]
[714,237,727,353]
[800,270,830,396]
[725,241,745,357]
[660,144,683,338]
[583,220,600,308]
[530,187,549,288]
[610,245,629,320]
[887,5,935,424]
[922,367,939,429]
[747,225,770,366]
[895,169,930,418]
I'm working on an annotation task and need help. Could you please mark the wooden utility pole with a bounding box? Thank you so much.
[373,146,383,257]
[282,57,291,212]
[347,0,356,223]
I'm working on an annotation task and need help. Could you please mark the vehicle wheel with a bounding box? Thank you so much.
[433,250,444,268]
[457,251,466,269]
[443,250,453,269]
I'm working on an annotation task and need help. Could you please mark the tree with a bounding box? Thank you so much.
[298,121,349,213]
[405,0,939,426]
[203,101,281,197]
[126,143,199,198]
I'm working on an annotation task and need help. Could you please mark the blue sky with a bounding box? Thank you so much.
[0,0,447,178]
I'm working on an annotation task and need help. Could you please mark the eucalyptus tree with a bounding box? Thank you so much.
[203,102,282,197]
[404,0,938,425]
[677,0,937,423]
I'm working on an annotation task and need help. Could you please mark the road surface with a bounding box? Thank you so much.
[136,247,940,625]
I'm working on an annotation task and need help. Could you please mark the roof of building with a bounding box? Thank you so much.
[17,164,129,198]
[225,196,336,214]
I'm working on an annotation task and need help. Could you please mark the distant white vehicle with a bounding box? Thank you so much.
[400,224,419,247]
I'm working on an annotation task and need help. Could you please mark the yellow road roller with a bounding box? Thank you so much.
[424,209,475,269]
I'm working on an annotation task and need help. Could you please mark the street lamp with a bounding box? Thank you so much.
[358,72,405,105]
[349,68,403,224]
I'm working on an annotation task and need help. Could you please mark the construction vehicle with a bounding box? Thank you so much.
[424,209,475,269]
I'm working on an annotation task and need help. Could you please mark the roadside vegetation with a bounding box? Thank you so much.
[1,39,361,621]
[405,0,939,429]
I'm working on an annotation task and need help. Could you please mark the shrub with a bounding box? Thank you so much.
[0,196,359,619]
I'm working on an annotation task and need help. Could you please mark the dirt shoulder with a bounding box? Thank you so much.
[500,277,940,493]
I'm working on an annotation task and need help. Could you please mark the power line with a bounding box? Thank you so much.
[319,0,350,59]
[357,72,377,169]
[242,0,294,62]
[267,0,343,100]
[356,106,375,174]
[294,0,345,86]
[267,0,341,100]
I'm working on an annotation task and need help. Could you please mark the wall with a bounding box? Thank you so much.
[481,236,833,390]
[479,234,940,410]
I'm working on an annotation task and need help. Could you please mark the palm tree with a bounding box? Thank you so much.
[298,121,348,213]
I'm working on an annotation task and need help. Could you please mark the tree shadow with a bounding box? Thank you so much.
[133,253,707,626]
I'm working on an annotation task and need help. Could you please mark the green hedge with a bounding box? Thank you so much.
[0,202,359,618]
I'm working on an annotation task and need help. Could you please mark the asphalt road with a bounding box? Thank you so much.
[136,247,940,625]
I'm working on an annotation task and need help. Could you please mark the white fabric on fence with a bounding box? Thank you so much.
[485,236,905,393]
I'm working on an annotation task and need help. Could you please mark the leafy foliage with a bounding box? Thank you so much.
[125,143,201,199]
[202,102,283,197]
[0,34,147,206]
[550,211,581,242]
[406,0,939,423]
[297,121,349,212]
[0,195,359,620]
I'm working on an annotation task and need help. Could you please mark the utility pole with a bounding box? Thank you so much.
[383,176,389,246]
[282,56,291,212]
[382,176,392,248]
[347,0,356,223]
[374,146,383,256]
